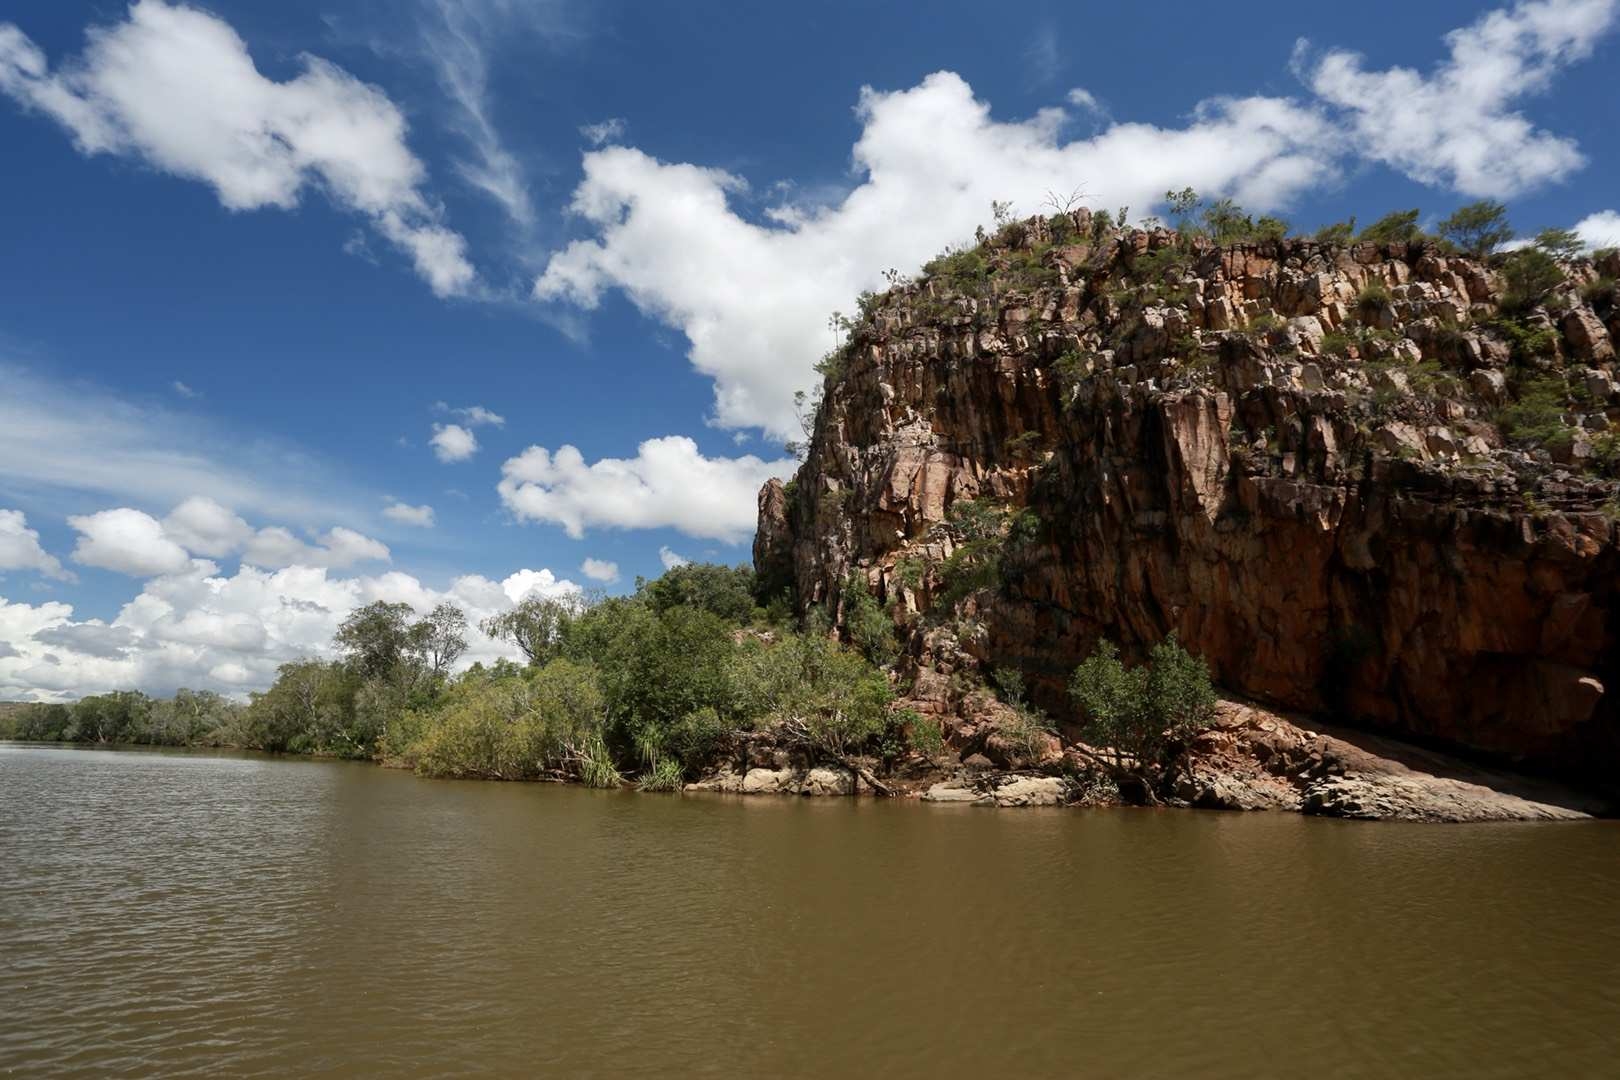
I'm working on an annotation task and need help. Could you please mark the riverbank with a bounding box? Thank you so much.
[684,698,1608,822]
[7,694,1607,823]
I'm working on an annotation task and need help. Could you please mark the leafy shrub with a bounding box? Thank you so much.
[900,708,945,756]
[1491,317,1559,361]
[843,575,899,666]
[1358,209,1422,244]
[1321,331,1356,358]
[1500,248,1565,312]
[1314,218,1357,245]
[1533,228,1585,260]
[1068,635,1216,783]
[1581,277,1617,307]
[734,632,893,764]
[991,669,1055,759]
[893,556,926,591]
[637,562,757,626]
[1496,375,1572,452]
[1357,282,1392,309]
[636,756,685,792]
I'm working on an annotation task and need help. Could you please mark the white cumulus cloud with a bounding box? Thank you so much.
[580,557,619,583]
[241,526,391,570]
[1296,0,1619,198]
[70,498,392,577]
[658,546,689,571]
[0,1,475,296]
[0,509,73,581]
[497,436,795,543]
[383,501,436,527]
[430,423,479,462]
[1575,210,1620,249]
[68,508,192,577]
[0,561,582,701]
[161,496,252,558]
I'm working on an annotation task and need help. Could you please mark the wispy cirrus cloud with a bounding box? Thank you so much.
[0,364,377,531]
[0,0,476,296]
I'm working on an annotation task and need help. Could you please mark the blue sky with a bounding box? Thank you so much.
[1,0,1618,699]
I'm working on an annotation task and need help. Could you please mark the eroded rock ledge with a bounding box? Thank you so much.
[689,699,1602,821]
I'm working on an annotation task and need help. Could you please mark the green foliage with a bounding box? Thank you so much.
[1313,217,1357,245]
[243,660,363,755]
[1438,200,1513,257]
[562,599,740,767]
[1496,374,1572,451]
[1358,209,1422,244]
[1500,247,1566,312]
[734,632,893,763]
[815,347,849,383]
[1068,635,1216,783]
[1357,282,1392,309]
[1491,316,1559,361]
[481,595,572,666]
[897,707,944,756]
[921,245,990,286]
[991,668,1055,759]
[1253,215,1290,243]
[1534,228,1585,260]
[636,756,685,792]
[931,499,1010,609]
[893,556,926,591]
[1582,277,1617,306]
[335,601,415,681]
[843,575,898,666]
[404,658,609,781]
[1321,331,1356,358]
[637,562,757,626]
[1003,430,1042,458]
[1053,348,1093,396]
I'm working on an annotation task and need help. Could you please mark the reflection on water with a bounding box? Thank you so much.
[2,743,1617,1078]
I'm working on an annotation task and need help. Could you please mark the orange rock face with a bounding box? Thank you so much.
[758,214,1620,784]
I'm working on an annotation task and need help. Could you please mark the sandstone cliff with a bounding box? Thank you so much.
[756,209,1620,788]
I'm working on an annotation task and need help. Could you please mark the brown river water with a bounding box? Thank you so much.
[2,742,1618,1078]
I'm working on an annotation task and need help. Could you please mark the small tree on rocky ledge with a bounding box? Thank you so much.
[1068,634,1216,790]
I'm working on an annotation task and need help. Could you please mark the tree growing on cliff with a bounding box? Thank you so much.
[1438,200,1513,257]
[1068,635,1215,789]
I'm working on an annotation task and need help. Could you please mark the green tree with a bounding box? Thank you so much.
[1164,187,1200,232]
[734,631,893,780]
[482,595,573,666]
[1534,227,1585,260]
[243,660,358,754]
[637,563,757,625]
[1438,200,1512,257]
[1359,209,1422,244]
[1068,635,1216,788]
[561,596,740,769]
[335,601,415,681]
[842,575,898,666]
[66,691,152,744]
[1500,247,1566,312]
[409,602,468,678]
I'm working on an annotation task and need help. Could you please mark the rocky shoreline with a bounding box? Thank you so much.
[687,698,1606,822]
